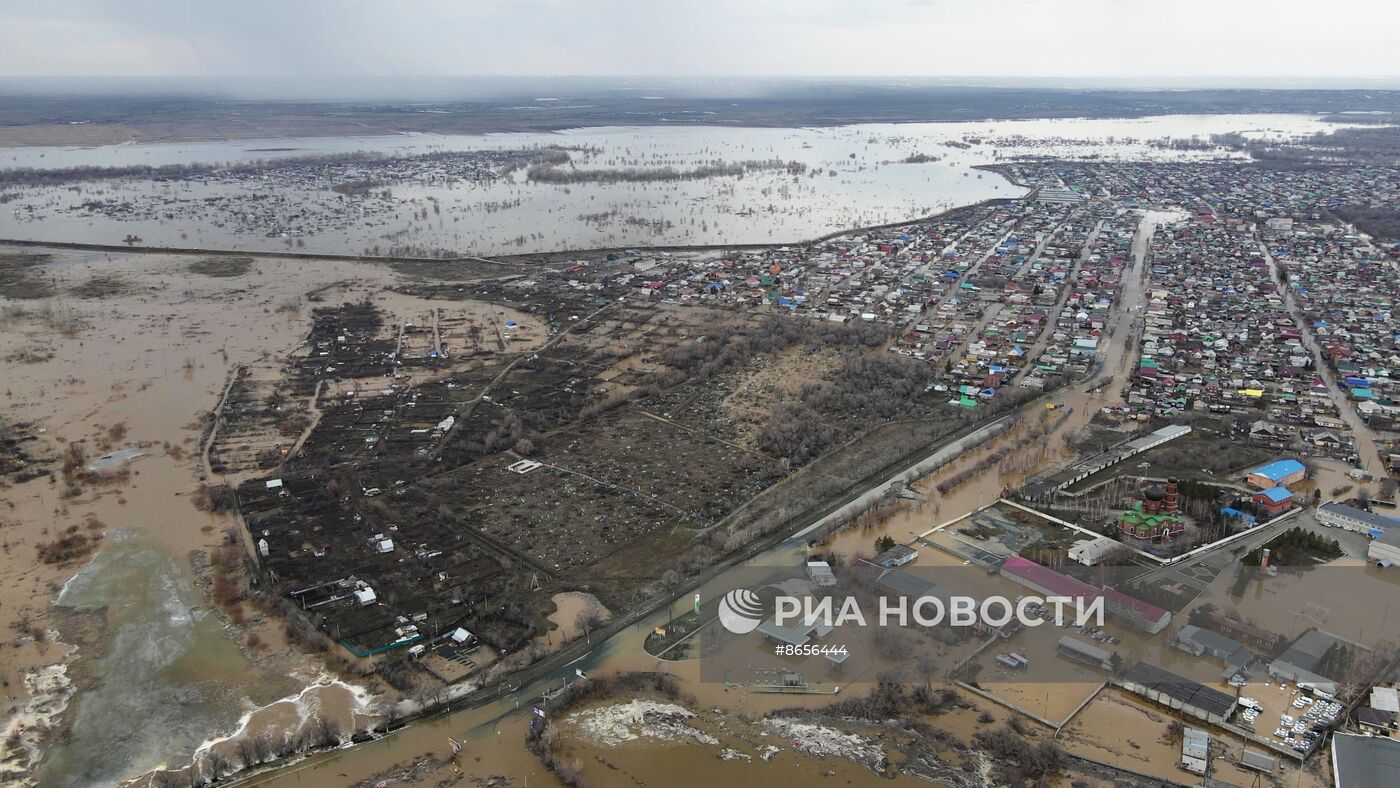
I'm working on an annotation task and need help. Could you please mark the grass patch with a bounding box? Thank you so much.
[37,526,102,565]
[1,300,83,335]
[0,252,55,299]
[68,274,132,299]
[187,256,254,278]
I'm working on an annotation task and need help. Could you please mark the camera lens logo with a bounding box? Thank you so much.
[718,588,764,634]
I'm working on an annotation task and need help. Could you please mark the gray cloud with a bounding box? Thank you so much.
[0,0,1396,81]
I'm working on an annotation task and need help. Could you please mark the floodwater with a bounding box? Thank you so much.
[39,523,375,788]
[0,249,421,786]
[0,114,1348,257]
[39,530,296,786]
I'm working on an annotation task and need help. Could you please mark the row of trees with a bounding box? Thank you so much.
[526,158,807,185]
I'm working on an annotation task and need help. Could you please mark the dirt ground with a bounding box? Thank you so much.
[1060,688,1331,788]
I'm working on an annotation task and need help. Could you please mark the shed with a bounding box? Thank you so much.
[1180,727,1209,775]
[872,544,919,568]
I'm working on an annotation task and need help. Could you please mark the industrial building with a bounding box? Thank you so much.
[1245,458,1307,490]
[1268,629,1343,694]
[1038,424,1192,491]
[1118,662,1237,726]
[1240,748,1277,776]
[871,543,919,568]
[1176,624,1252,671]
[1319,501,1400,536]
[1056,636,1116,671]
[806,560,837,586]
[1000,556,1171,634]
[1367,528,1400,568]
[1067,536,1120,566]
[1034,186,1084,205]
[1331,733,1400,787]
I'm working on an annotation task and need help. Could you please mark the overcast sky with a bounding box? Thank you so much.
[2,0,1397,83]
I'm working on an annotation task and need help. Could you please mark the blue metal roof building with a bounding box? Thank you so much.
[1248,459,1306,482]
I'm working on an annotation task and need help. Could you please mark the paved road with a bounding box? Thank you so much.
[1010,217,1105,385]
[1256,233,1384,476]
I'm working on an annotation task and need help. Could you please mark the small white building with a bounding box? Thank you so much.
[354,586,378,606]
[1067,536,1121,566]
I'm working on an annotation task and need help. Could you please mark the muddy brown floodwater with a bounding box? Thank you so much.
[0,247,528,786]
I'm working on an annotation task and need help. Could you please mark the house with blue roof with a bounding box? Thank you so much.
[1252,486,1294,517]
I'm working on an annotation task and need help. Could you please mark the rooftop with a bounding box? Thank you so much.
[1121,662,1236,717]
[1274,628,1339,675]
[1332,733,1400,788]
[1248,458,1306,480]
[1321,501,1400,531]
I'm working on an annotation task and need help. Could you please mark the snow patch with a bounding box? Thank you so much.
[0,663,77,784]
[566,700,718,747]
[761,717,887,772]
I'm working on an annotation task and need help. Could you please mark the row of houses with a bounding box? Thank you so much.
[1124,215,1355,449]
[1004,159,1398,474]
[1266,222,1400,434]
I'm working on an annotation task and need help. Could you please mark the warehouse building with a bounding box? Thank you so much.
[1176,624,1252,669]
[1067,536,1121,566]
[1118,662,1237,726]
[1246,458,1307,490]
[872,543,919,568]
[1268,629,1342,694]
[1331,733,1400,787]
[1000,556,1171,634]
[1057,636,1116,671]
[1181,727,1210,776]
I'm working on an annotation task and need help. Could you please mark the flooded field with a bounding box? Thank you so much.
[39,531,357,787]
[0,248,471,785]
[0,114,1346,257]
